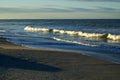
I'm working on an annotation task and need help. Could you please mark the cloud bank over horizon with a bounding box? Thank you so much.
[0,0,120,19]
[0,6,119,13]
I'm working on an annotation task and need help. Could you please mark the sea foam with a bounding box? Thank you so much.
[24,26,52,32]
[107,34,120,40]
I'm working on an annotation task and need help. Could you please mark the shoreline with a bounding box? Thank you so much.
[6,37,120,64]
[0,37,120,80]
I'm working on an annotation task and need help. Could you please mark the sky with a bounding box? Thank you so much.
[0,0,120,19]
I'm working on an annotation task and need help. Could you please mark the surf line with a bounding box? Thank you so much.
[24,26,120,41]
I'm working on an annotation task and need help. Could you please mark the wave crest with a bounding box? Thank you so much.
[24,26,52,32]
[107,34,120,40]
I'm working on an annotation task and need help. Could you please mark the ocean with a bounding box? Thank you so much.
[0,19,120,63]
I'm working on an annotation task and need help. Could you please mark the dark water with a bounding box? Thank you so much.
[0,19,120,63]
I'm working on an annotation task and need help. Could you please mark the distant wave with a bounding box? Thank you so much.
[0,29,6,32]
[24,26,52,32]
[24,26,120,41]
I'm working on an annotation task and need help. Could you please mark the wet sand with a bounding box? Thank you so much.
[0,37,120,80]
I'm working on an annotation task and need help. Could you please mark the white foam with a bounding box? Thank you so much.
[53,37,97,47]
[54,29,107,38]
[107,34,120,41]
[53,29,60,33]
[53,29,107,38]
[24,26,51,32]
[65,31,78,35]
[78,32,107,38]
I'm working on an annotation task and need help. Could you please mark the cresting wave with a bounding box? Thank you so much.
[24,26,52,32]
[24,26,120,41]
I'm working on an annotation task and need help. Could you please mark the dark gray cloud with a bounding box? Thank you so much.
[0,7,119,13]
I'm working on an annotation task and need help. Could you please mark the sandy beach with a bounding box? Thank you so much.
[0,37,120,80]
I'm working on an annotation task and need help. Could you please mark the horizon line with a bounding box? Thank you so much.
[0,18,120,20]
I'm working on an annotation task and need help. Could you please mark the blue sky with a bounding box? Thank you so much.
[0,0,120,19]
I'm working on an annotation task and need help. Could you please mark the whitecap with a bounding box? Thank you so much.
[107,34,120,41]
[24,26,51,32]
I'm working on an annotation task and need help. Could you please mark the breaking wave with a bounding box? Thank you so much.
[24,26,120,41]
[24,26,52,32]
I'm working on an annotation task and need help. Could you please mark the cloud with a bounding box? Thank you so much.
[94,7,120,12]
[67,7,120,13]
[0,7,72,13]
[0,6,119,13]
[67,0,120,2]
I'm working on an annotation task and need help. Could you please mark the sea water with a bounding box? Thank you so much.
[0,19,120,63]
